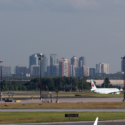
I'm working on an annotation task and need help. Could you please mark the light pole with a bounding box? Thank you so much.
[38,54,43,99]
[121,57,125,101]
[0,61,3,101]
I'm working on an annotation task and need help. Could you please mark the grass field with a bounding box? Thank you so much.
[0,112,125,124]
[2,91,124,97]
[1,102,125,109]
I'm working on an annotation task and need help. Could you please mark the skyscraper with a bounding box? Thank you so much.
[79,66,89,77]
[41,54,48,76]
[50,54,58,76]
[71,56,78,68]
[96,63,109,74]
[15,66,27,76]
[0,65,11,77]
[89,68,96,76]
[70,65,75,77]
[121,56,125,72]
[29,54,39,67]
[79,56,86,67]
[29,53,42,75]
[59,58,70,77]
[30,65,40,76]
[50,54,57,66]
[51,64,59,76]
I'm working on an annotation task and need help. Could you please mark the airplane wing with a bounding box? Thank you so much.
[93,117,98,125]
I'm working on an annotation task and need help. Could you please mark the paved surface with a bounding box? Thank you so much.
[1,97,124,125]
[0,109,125,112]
[1,97,124,103]
[1,121,125,125]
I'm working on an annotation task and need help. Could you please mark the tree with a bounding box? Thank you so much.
[101,77,110,88]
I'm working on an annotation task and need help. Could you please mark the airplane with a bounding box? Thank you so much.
[94,117,98,125]
[91,79,120,94]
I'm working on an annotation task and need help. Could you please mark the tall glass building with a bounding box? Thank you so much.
[29,53,42,75]
[15,66,27,76]
[79,56,86,67]
[41,54,48,76]
[71,56,78,68]
[29,54,39,67]
[1,65,11,77]
[50,54,57,66]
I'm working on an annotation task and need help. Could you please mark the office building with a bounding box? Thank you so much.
[121,56,125,72]
[59,58,70,77]
[96,63,109,74]
[79,56,86,67]
[70,65,75,77]
[89,68,96,76]
[0,65,11,77]
[15,66,28,76]
[50,54,57,66]
[51,64,59,76]
[29,53,42,74]
[47,66,51,76]
[41,54,48,76]
[79,66,89,77]
[50,54,58,76]
[71,56,78,68]
[30,65,40,76]
[29,54,39,66]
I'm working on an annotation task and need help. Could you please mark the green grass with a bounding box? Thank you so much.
[0,112,125,124]
[2,91,124,97]
[1,102,125,109]
[79,93,123,97]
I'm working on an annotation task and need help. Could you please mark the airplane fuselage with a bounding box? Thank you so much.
[91,88,120,94]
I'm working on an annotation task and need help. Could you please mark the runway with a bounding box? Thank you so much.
[0,109,125,112]
[1,121,125,125]
[0,97,123,103]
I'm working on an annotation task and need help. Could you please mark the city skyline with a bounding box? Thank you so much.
[0,0,125,73]
[0,53,111,72]
[0,53,110,77]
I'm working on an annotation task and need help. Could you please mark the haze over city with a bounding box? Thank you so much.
[0,0,125,73]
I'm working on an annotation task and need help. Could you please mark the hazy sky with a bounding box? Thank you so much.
[0,0,125,73]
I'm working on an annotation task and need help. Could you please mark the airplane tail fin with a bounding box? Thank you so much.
[91,79,97,90]
[93,117,98,125]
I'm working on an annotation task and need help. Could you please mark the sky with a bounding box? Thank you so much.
[0,0,125,73]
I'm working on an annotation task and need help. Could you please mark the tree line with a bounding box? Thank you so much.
[0,77,91,91]
[0,77,120,91]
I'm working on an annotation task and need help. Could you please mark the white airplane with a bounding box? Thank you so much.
[91,79,120,94]
[93,117,98,125]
